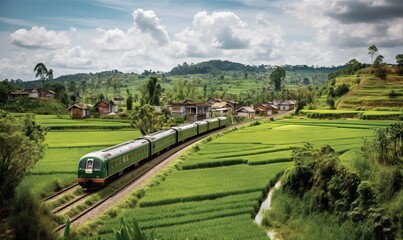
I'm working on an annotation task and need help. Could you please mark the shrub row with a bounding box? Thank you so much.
[181,159,247,170]
[139,188,262,207]
[214,147,291,159]
[248,157,292,166]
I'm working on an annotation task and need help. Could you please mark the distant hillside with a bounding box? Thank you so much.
[169,60,266,75]
[16,70,125,89]
[169,60,343,75]
[336,73,403,110]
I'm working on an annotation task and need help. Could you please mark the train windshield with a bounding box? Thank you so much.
[85,159,94,174]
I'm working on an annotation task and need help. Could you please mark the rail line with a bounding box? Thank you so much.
[42,183,79,202]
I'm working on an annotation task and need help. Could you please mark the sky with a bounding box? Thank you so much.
[0,0,402,81]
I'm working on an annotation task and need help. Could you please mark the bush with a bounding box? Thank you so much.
[10,186,55,240]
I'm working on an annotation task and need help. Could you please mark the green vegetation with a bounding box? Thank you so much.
[263,122,402,240]
[0,112,46,205]
[300,109,402,120]
[130,104,173,135]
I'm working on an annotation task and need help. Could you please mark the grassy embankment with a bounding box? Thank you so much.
[72,118,391,240]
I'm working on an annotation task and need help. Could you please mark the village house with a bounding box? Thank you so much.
[236,106,255,118]
[169,102,187,118]
[211,101,233,116]
[94,100,118,115]
[254,103,278,116]
[208,98,238,114]
[277,100,296,111]
[8,89,39,101]
[67,103,90,118]
[113,95,125,105]
[169,99,211,122]
[43,90,56,99]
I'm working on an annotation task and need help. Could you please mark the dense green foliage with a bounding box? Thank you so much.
[10,186,55,240]
[265,122,402,240]
[130,104,173,135]
[270,66,286,91]
[0,112,46,205]
[169,60,266,75]
[0,79,18,105]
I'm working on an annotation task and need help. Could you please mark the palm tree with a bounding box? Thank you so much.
[34,63,53,90]
[368,45,378,64]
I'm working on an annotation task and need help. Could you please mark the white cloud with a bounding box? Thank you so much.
[174,11,284,61]
[50,46,94,69]
[132,9,170,45]
[9,26,71,49]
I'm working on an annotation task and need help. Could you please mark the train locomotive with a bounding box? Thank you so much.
[77,117,228,188]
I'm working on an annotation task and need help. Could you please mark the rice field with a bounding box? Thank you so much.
[18,115,141,198]
[300,109,402,120]
[79,118,393,239]
[337,75,403,110]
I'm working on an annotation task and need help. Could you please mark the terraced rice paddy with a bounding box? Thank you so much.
[337,75,403,110]
[80,118,393,240]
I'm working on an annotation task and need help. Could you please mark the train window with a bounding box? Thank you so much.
[86,159,93,169]
[93,161,100,170]
[79,161,86,169]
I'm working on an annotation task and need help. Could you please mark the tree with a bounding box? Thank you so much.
[130,105,173,135]
[0,79,18,105]
[0,112,46,205]
[34,63,53,90]
[126,95,133,111]
[270,67,286,91]
[368,45,378,64]
[396,54,403,74]
[140,77,162,106]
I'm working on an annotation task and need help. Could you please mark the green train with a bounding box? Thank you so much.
[77,117,228,187]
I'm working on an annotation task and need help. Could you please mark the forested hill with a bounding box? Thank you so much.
[169,60,342,75]
[169,60,266,75]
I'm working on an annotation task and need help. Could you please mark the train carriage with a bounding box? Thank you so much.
[77,139,149,187]
[217,116,228,128]
[207,118,220,131]
[195,120,209,134]
[141,129,177,156]
[171,123,198,143]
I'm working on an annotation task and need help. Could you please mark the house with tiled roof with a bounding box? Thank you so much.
[68,103,90,118]
[236,106,255,118]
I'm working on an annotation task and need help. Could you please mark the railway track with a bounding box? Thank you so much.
[42,183,79,202]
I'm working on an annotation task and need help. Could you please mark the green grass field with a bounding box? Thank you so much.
[77,118,393,239]
[17,115,141,198]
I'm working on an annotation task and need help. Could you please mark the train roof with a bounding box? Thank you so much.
[194,120,209,125]
[80,139,149,161]
[171,123,197,131]
[141,129,176,141]
[216,116,227,120]
[206,118,219,122]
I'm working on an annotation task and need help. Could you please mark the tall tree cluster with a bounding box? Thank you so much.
[130,105,173,135]
[0,112,46,205]
[140,77,162,106]
[269,67,286,91]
